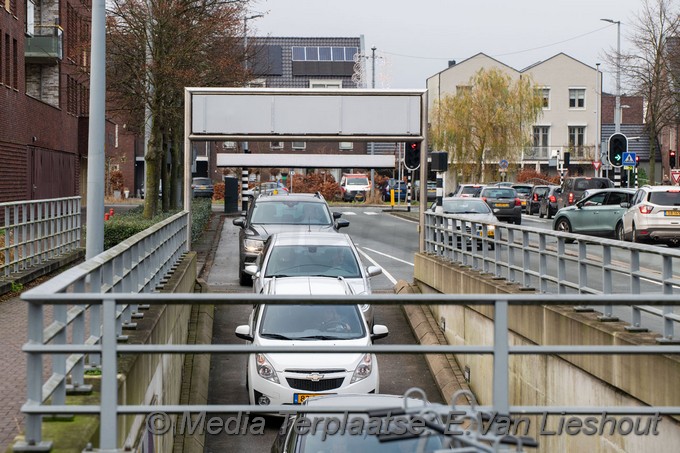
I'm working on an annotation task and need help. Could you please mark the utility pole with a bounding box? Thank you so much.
[602,18,622,187]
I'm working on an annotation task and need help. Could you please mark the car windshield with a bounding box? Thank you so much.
[298,414,447,451]
[513,186,532,196]
[346,177,369,186]
[649,191,680,206]
[193,178,211,185]
[250,201,332,225]
[442,199,491,214]
[575,179,610,191]
[264,245,361,278]
[260,305,365,340]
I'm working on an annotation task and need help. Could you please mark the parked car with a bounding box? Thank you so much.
[538,185,562,219]
[557,177,614,209]
[247,181,288,198]
[234,288,389,409]
[190,177,214,198]
[382,178,407,201]
[619,185,680,247]
[245,231,382,324]
[552,188,635,243]
[271,393,450,452]
[340,173,371,202]
[450,183,485,198]
[511,183,533,212]
[233,193,349,286]
[527,185,552,215]
[479,185,522,224]
[440,197,496,250]
[415,180,437,201]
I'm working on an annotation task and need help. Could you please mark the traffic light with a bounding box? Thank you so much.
[608,133,627,167]
[670,150,676,169]
[563,150,570,167]
[404,141,421,171]
[636,155,640,167]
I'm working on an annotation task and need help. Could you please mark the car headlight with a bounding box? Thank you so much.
[350,353,373,384]
[256,353,279,383]
[244,239,264,253]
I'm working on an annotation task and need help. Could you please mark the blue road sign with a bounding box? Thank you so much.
[623,152,636,166]
[499,159,509,169]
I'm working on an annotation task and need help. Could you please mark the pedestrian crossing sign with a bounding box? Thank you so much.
[623,152,636,166]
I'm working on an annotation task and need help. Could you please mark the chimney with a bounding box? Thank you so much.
[448,60,456,67]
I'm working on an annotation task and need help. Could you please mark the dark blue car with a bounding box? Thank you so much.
[382,178,407,201]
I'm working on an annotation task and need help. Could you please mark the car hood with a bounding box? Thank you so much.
[247,223,335,239]
[257,337,371,372]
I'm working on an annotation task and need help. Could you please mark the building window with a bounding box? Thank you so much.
[540,88,550,108]
[26,0,35,36]
[533,126,549,147]
[12,38,17,88]
[292,46,358,62]
[339,142,353,150]
[271,141,283,149]
[292,141,306,150]
[0,32,3,85]
[568,126,585,148]
[310,79,342,88]
[4,33,8,85]
[222,141,236,149]
[247,79,266,88]
[569,88,585,108]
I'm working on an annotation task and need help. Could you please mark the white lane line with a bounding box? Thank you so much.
[342,212,357,216]
[362,247,414,267]
[364,212,379,215]
[357,248,398,285]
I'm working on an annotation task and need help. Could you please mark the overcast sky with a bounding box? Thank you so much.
[251,0,646,92]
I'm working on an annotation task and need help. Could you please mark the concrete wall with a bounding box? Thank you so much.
[414,252,680,452]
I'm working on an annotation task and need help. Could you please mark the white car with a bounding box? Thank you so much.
[234,276,389,409]
[245,231,382,325]
[619,185,680,247]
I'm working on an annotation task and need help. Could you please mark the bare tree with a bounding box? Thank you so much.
[430,68,543,183]
[614,0,680,184]
[107,0,250,217]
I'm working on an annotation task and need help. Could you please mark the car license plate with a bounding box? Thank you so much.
[198,185,207,189]
[495,203,509,208]
[665,210,680,216]
[521,200,527,206]
[294,393,331,404]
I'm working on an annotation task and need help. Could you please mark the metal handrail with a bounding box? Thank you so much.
[424,211,680,340]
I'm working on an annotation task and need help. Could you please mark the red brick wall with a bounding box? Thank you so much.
[601,94,644,124]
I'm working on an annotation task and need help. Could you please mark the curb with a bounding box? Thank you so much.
[395,280,472,405]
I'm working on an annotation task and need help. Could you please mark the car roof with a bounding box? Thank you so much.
[443,196,487,202]
[585,188,635,194]
[254,193,325,203]
[270,231,352,246]
[265,276,355,295]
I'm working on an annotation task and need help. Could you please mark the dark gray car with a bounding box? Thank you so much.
[233,193,349,285]
[480,185,522,224]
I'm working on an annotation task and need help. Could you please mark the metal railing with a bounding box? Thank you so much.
[1,197,81,278]
[17,292,680,451]
[522,146,594,161]
[14,211,189,451]
[424,211,680,340]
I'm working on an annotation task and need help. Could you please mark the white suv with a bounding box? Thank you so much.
[619,185,680,247]
[234,276,389,409]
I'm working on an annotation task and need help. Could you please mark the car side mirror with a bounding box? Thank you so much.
[366,265,382,277]
[371,324,389,341]
[335,219,350,229]
[333,211,342,219]
[620,202,631,208]
[244,265,259,276]
[235,325,253,341]
[233,218,245,227]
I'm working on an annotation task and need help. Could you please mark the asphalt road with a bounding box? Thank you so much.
[203,210,443,452]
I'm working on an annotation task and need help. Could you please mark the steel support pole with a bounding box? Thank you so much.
[493,300,510,414]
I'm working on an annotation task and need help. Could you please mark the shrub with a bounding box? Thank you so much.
[516,169,561,185]
[213,182,225,201]
[190,198,212,244]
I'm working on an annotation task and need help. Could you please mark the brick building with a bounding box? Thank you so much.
[0,0,92,203]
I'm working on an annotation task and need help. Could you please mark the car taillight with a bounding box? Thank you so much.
[549,195,556,203]
[533,194,538,201]
[639,205,654,214]
[568,193,574,204]
[482,197,487,202]
[515,198,521,206]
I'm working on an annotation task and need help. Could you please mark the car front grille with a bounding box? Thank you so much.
[286,377,345,391]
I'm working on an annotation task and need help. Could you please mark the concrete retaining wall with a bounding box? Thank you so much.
[414,252,680,452]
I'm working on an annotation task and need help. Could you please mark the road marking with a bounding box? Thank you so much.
[362,247,414,267]
[341,212,357,216]
[364,212,380,215]
[357,248,397,285]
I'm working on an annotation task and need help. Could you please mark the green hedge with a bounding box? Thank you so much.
[103,199,213,250]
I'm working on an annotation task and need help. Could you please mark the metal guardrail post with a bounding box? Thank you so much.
[598,244,618,322]
[659,256,677,343]
[574,240,594,312]
[101,299,119,450]
[507,228,516,282]
[626,249,646,332]
[522,230,531,288]
[493,300,510,414]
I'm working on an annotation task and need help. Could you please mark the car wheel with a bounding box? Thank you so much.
[555,218,574,243]
[632,224,640,243]
[667,241,680,248]
[547,209,553,220]
[239,270,252,286]
[615,222,625,241]
[515,217,522,225]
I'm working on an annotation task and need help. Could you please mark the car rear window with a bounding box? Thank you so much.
[460,186,483,196]
[513,186,532,195]
[483,188,516,198]
[251,201,331,225]
[649,191,680,206]
[346,177,369,185]
[574,179,611,191]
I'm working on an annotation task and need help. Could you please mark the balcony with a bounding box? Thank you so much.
[25,26,63,64]
[522,146,595,162]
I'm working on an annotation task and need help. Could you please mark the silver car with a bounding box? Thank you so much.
[619,185,680,246]
[245,232,382,324]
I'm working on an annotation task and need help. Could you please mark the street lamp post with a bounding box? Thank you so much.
[602,18,622,186]
[243,14,263,78]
